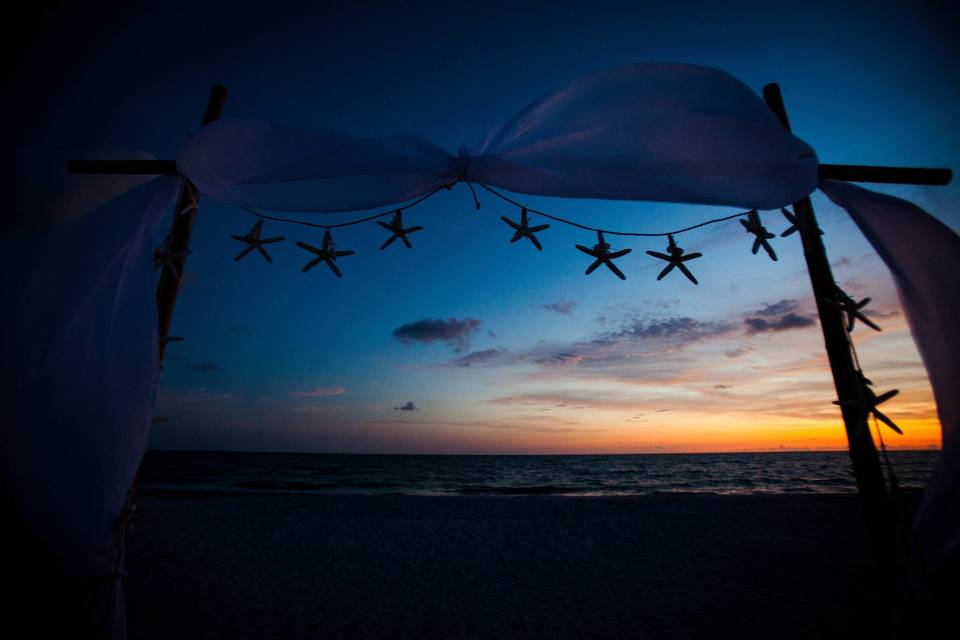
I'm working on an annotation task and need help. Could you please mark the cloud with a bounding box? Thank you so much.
[487,392,600,410]
[392,317,481,353]
[191,360,219,372]
[598,316,733,346]
[744,312,816,334]
[754,299,798,317]
[714,384,733,390]
[863,309,900,319]
[451,348,509,367]
[540,300,577,316]
[535,352,587,367]
[289,386,347,398]
[395,401,418,411]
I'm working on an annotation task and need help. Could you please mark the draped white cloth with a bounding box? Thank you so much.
[820,180,960,577]
[4,63,955,638]
[177,64,819,212]
[2,176,181,639]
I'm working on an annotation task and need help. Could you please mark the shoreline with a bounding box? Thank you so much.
[126,493,907,639]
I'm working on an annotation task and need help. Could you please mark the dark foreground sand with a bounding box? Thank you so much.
[125,494,899,639]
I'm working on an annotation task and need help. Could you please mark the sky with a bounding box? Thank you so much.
[8,0,959,454]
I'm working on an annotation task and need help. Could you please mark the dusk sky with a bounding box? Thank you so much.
[11,1,958,453]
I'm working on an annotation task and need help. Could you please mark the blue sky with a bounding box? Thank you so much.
[11,0,958,452]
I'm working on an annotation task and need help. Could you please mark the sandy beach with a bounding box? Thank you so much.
[124,493,902,639]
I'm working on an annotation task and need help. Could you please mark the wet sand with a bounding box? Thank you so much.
[125,493,894,639]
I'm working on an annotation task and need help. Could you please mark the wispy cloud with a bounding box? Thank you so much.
[597,316,734,346]
[451,348,510,367]
[395,401,418,411]
[744,312,815,334]
[754,299,798,316]
[288,386,347,398]
[393,317,481,353]
[540,300,577,316]
[743,299,816,334]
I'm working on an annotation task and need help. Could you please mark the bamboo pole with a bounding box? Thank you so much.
[156,85,227,362]
[763,83,893,557]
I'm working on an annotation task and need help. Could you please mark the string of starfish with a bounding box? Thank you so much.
[200,181,814,282]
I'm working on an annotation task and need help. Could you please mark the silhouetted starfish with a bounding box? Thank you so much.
[153,232,191,280]
[834,373,901,434]
[575,231,631,280]
[297,229,354,277]
[179,183,200,216]
[740,210,777,261]
[780,207,822,238]
[231,220,285,263]
[645,234,702,284]
[826,286,882,332]
[377,210,423,250]
[501,208,550,251]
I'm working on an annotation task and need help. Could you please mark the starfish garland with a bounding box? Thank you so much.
[231,220,285,263]
[296,229,355,277]
[826,286,882,332]
[645,234,702,284]
[377,210,423,250]
[834,373,902,434]
[740,210,778,261]
[575,231,631,280]
[153,233,191,280]
[780,207,822,238]
[500,208,550,251]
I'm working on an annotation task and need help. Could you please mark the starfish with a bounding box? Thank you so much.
[575,231,632,280]
[179,183,200,216]
[645,234,702,285]
[826,287,881,332]
[834,373,902,434]
[296,229,355,277]
[377,210,423,250]
[740,210,778,261]
[153,233,191,280]
[780,207,822,238]
[231,220,285,263]
[501,208,550,251]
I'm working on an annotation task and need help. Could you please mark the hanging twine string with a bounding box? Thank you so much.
[239,180,458,230]
[236,180,759,237]
[475,182,753,237]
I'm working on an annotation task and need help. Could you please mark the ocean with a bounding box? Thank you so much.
[138,449,938,497]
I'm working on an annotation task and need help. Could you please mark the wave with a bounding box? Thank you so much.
[457,484,588,496]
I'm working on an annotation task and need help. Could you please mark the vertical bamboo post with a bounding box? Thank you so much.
[762,83,892,556]
[156,85,228,362]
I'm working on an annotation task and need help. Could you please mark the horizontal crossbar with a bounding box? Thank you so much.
[818,163,952,186]
[66,159,952,186]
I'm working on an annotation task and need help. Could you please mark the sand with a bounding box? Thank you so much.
[125,493,898,639]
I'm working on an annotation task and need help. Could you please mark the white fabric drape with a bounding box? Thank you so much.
[177,64,819,213]
[2,176,181,639]
[820,180,960,576]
